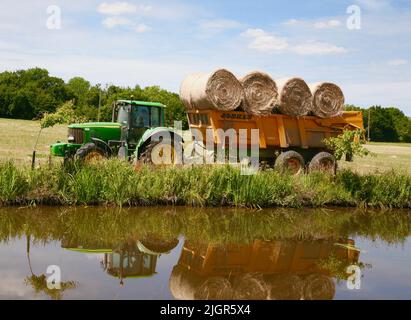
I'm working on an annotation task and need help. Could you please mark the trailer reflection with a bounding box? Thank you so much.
[170,239,360,300]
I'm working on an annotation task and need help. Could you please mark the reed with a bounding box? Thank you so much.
[0,160,410,208]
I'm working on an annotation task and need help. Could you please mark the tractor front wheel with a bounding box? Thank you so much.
[75,143,108,164]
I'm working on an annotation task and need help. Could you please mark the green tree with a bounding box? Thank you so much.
[0,68,72,120]
[67,77,90,106]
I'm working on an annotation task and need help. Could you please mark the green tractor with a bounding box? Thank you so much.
[50,100,184,165]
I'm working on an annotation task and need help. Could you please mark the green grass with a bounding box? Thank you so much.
[339,143,411,174]
[1,160,410,208]
[0,118,66,166]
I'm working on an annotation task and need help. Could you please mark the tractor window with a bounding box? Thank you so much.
[151,107,161,127]
[117,105,130,125]
[132,106,150,128]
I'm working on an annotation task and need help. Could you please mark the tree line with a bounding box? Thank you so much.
[0,68,187,128]
[345,105,411,142]
[0,68,410,142]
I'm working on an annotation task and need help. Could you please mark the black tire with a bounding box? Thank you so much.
[139,138,182,165]
[275,150,305,175]
[75,143,108,163]
[303,274,335,300]
[309,152,337,174]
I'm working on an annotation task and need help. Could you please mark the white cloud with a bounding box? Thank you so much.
[199,19,243,33]
[242,28,288,52]
[102,16,132,29]
[388,59,408,66]
[242,28,346,55]
[97,2,151,16]
[292,42,347,55]
[283,19,300,26]
[314,20,342,29]
[102,17,151,33]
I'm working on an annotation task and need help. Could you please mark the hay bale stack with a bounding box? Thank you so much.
[180,69,244,111]
[240,72,278,115]
[277,78,313,117]
[310,82,345,118]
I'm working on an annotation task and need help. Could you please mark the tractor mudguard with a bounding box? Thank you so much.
[134,127,184,158]
[91,138,113,157]
[50,143,81,158]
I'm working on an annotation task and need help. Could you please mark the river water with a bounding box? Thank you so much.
[0,206,410,300]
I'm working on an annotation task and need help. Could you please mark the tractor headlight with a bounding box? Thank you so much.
[68,135,75,143]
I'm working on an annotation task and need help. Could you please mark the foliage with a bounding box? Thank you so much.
[345,105,411,142]
[0,161,410,208]
[0,161,28,202]
[324,129,371,160]
[40,101,87,128]
[0,68,72,120]
[25,274,77,300]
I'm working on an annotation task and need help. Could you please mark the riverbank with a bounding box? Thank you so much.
[1,160,410,208]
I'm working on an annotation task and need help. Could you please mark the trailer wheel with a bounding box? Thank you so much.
[75,143,108,163]
[309,152,337,174]
[275,151,305,175]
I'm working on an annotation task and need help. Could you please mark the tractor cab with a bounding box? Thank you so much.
[114,100,166,144]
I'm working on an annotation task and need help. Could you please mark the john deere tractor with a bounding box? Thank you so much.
[50,100,184,165]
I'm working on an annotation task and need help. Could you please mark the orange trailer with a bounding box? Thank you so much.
[187,109,364,173]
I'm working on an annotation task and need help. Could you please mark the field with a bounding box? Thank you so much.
[0,117,410,173]
[0,118,66,166]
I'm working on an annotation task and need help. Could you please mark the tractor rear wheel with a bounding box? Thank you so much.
[139,139,182,166]
[308,152,337,174]
[75,143,108,164]
[275,151,305,175]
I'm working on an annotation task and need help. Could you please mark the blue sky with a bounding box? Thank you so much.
[0,0,410,114]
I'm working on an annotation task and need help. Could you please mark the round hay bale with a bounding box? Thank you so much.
[232,274,269,300]
[310,82,345,118]
[180,73,202,110]
[277,78,312,117]
[302,274,335,300]
[269,275,304,300]
[194,277,234,300]
[240,71,278,115]
[180,69,244,111]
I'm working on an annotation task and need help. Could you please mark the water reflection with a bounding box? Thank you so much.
[171,239,360,300]
[0,206,410,300]
[62,237,179,285]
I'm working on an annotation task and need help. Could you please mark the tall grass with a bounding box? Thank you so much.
[0,160,410,208]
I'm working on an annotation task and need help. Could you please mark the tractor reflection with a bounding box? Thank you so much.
[62,236,179,286]
[170,239,360,300]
